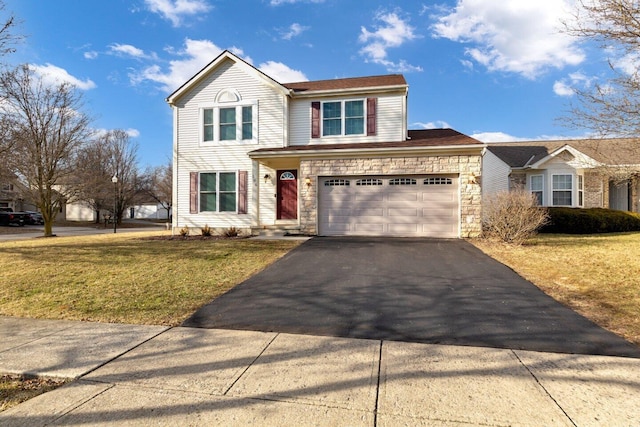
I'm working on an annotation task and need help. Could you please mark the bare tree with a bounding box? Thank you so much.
[563,1,640,137]
[74,136,115,223]
[0,1,21,178]
[0,64,93,236]
[105,130,139,225]
[139,161,172,223]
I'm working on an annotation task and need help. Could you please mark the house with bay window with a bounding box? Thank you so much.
[483,139,640,212]
[167,50,484,238]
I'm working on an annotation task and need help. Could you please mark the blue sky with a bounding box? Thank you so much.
[3,0,611,167]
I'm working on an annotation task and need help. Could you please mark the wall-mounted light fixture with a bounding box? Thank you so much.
[263,174,271,184]
[305,177,312,187]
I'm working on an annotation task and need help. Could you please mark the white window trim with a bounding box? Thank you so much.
[321,99,366,137]
[530,174,544,205]
[199,171,238,213]
[199,100,258,145]
[577,174,584,207]
[551,173,573,207]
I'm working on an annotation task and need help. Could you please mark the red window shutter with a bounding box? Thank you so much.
[311,101,320,138]
[189,172,198,214]
[238,170,248,214]
[367,98,377,136]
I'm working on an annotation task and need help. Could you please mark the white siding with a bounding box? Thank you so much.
[481,149,511,197]
[173,59,287,230]
[288,92,406,146]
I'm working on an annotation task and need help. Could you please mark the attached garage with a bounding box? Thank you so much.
[318,175,459,237]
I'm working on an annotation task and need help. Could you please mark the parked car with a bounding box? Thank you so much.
[24,211,44,225]
[0,207,26,226]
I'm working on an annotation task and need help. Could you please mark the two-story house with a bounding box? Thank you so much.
[167,50,483,238]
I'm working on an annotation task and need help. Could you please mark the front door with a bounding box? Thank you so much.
[277,170,298,220]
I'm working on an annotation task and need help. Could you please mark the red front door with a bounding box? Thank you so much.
[277,170,297,220]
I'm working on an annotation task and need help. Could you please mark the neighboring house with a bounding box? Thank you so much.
[483,138,640,212]
[166,50,483,238]
[66,201,169,222]
[0,178,38,213]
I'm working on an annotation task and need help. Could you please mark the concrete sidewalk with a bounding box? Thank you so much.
[1,317,639,426]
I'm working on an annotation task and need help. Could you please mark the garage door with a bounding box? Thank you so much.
[318,175,459,237]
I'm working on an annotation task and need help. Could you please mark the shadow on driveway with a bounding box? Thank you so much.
[184,237,640,358]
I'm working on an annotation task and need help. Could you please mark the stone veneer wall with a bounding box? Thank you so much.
[298,154,482,238]
[584,172,604,209]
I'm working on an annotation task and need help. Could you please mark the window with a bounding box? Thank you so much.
[242,106,252,140]
[389,178,417,185]
[202,103,255,143]
[530,175,543,205]
[578,175,584,207]
[356,178,383,186]
[324,179,350,186]
[199,172,236,212]
[219,108,236,141]
[203,109,214,142]
[424,177,453,185]
[552,174,573,206]
[322,100,364,136]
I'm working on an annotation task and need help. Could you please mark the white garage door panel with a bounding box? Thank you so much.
[318,175,459,237]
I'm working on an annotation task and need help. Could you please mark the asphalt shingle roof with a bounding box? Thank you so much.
[486,138,640,167]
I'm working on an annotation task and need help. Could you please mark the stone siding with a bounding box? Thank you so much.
[299,154,482,238]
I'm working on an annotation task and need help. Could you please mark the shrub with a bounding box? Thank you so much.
[201,224,213,236]
[540,207,640,234]
[482,190,549,244]
[223,226,240,238]
[178,226,189,237]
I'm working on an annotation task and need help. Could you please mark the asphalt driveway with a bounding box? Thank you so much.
[184,237,640,358]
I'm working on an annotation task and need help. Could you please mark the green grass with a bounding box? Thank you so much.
[472,233,640,346]
[0,231,302,325]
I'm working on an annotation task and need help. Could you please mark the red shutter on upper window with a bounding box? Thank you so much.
[367,97,377,136]
[238,170,248,214]
[189,172,198,214]
[311,101,320,138]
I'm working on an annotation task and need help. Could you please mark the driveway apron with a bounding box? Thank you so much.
[184,237,640,358]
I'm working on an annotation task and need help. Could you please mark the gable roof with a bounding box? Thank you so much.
[166,50,289,105]
[486,138,640,168]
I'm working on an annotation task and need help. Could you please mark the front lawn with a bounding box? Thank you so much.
[0,231,302,325]
[472,233,640,346]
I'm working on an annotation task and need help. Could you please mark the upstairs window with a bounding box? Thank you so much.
[202,103,256,143]
[322,100,365,136]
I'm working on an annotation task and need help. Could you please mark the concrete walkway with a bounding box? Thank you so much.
[1,317,639,426]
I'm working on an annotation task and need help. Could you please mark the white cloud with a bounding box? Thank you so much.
[472,132,576,143]
[30,64,96,90]
[359,11,423,73]
[432,0,584,79]
[413,120,451,129]
[553,72,593,97]
[270,0,324,5]
[130,39,306,91]
[280,23,309,40]
[126,128,141,138]
[109,43,157,60]
[258,61,307,83]
[471,131,528,143]
[132,39,223,92]
[84,51,98,60]
[144,0,212,27]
